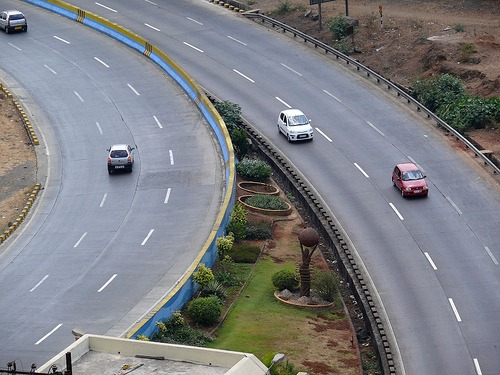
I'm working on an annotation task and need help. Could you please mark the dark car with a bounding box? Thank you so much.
[392,162,429,197]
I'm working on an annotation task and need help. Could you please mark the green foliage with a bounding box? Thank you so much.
[236,158,272,182]
[227,203,248,241]
[187,296,222,327]
[193,264,214,288]
[245,220,273,240]
[228,243,261,263]
[199,280,228,303]
[136,335,149,341]
[271,269,299,291]
[231,127,250,160]
[327,15,348,41]
[151,311,213,346]
[453,23,465,32]
[216,233,234,259]
[437,96,500,133]
[411,73,465,112]
[412,74,500,133]
[213,100,250,160]
[213,100,241,133]
[311,270,338,303]
[215,256,245,286]
[333,38,355,55]
[246,194,288,210]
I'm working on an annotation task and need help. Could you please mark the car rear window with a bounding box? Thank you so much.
[10,14,25,20]
[110,150,128,158]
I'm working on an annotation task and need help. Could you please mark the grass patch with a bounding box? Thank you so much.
[228,243,261,263]
[207,259,340,361]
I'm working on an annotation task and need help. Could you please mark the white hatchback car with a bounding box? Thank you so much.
[277,109,314,142]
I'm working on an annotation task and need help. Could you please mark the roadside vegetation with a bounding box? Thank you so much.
[270,2,499,137]
[140,100,368,374]
[410,74,500,134]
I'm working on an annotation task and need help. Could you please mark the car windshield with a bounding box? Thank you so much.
[10,14,24,20]
[402,170,424,181]
[288,114,309,126]
[110,150,128,158]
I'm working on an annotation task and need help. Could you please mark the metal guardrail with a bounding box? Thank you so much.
[242,12,499,175]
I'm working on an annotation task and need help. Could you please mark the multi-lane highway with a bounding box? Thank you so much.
[1,0,499,374]
[0,0,224,366]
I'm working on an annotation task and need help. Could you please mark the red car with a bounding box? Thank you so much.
[392,163,429,197]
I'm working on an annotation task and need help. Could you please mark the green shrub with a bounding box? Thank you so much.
[228,243,261,263]
[215,256,245,286]
[311,270,338,303]
[216,233,234,259]
[187,296,222,327]
[272,269,299,291]
[236,158,272,182]
[193,264,214,288]
[226,203,248,241]
[231,127,250,161]
[453,23,465,32]
[213,100,250,160]
[245,220,273,240]
[199,280,227,303]
[437,95,500,133]
[327,15,348,41]
[246,194,288,210]
[213,100,241,133]
[151,311,213,346]
[412,74,500,133]
[411,74,465,112]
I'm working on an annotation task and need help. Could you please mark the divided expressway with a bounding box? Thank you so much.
[0,1,498,374]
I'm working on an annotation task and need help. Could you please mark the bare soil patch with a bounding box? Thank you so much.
[0,92,37,235]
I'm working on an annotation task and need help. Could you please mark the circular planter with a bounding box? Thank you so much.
[237,181,280,196]
[274,291,334,309]
[238,195,292,216]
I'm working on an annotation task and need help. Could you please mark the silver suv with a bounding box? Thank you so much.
[0,10,28,34]
[107,144,135,174]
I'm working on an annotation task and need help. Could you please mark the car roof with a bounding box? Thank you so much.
[396,162,420,171]
[109,144,130,150]
[4,10,24,15]
[281,109,306,117]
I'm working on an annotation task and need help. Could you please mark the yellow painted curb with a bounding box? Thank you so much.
[1,82,40,146]
[0,183,42,245]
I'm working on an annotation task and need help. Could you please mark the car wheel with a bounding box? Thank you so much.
[5,27,9,34]
[392,177,396,186]
[24,25,27,32]
[287,134,291,142]
[108,169,113,175]
[277,125,281,134]
[401,189,405,197]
